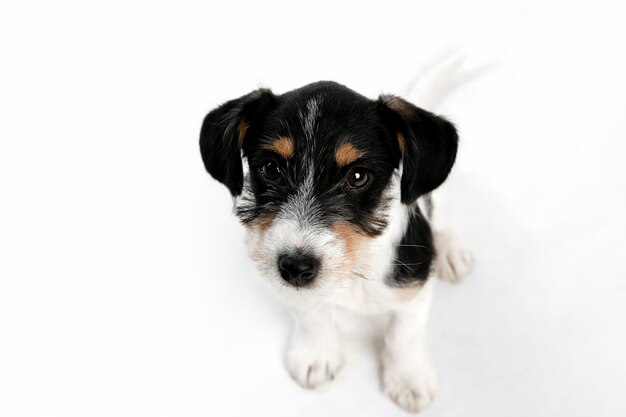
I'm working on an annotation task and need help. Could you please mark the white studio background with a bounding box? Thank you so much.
[1,1,625,416]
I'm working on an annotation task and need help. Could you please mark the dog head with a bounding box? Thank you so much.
[200,82,457,297]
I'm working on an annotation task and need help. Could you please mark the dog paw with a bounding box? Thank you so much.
[434,230,474,283]
[382,361,438,413]
[286,344,344,389]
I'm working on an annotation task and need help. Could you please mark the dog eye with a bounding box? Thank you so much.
[346,167,370,188]
[260,160,282,182]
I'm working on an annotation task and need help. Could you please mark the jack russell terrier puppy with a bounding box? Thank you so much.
[200,69,473,413]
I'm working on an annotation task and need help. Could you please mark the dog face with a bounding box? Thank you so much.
[200,82,457,301]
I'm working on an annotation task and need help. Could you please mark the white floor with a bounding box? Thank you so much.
[1,1,625,416]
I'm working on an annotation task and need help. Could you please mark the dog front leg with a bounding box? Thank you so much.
[286,304,345,389]
[382,281,438,413]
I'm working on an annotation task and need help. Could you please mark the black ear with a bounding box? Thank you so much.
[378,95,458,204]
[199,89,277,196]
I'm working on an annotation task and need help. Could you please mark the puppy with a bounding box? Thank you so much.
[200,80,473,413]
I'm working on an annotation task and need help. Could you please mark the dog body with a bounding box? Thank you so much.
[200,80,472,413]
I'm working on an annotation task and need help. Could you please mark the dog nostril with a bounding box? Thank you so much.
[278,254,319,285]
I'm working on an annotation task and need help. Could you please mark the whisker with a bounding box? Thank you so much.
[396,244,430,249]
[392,258,415,272]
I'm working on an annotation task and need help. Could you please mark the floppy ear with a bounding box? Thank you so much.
[199,89,277,196]
[378,95,458,204]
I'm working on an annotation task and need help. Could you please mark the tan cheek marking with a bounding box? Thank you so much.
[238,120,250,145]
[335,143,364,167]
[244,213,277,233]
[245,226,262,262]
[264,136,294,159]
[332,222,370,276]
[249,249,261,263]
[245,214,277,262]
[257,213,276,232]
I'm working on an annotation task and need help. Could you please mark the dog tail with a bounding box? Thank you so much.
[404,54,465,109]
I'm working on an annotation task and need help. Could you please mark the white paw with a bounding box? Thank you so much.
[382,359,438,413]
[286,343,344,389]
[434,230,474,283]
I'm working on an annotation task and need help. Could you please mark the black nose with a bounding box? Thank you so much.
[278,254,319,286]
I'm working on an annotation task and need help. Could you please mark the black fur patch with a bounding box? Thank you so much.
[388,207,436,285]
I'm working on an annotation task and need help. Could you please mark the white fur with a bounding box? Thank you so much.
[300,97,322,144]
[244,168,445,413]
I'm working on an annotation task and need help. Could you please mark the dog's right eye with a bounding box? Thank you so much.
[346,167,371,189]
[260,160,282,182]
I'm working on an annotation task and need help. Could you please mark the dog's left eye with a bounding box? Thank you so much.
[346,167,370,188]
[259,160,282,182]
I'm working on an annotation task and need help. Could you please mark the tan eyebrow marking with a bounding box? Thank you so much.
[264,136,295,159]
[335,143,364,167]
